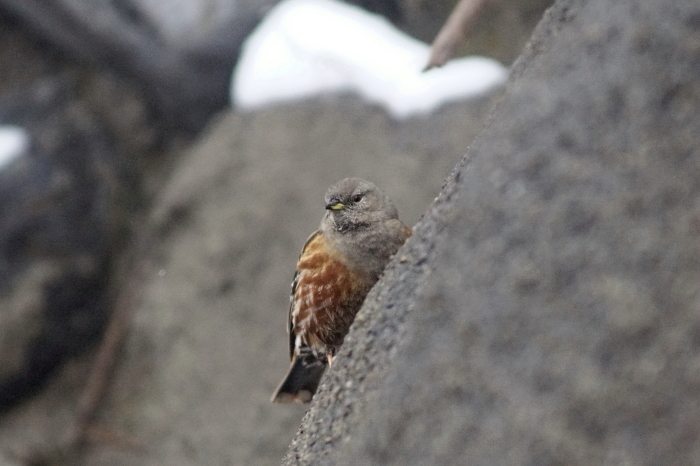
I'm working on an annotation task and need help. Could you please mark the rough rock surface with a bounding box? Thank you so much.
[283,0,700,464]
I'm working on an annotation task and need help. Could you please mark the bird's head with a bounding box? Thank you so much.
[322,178,398,233]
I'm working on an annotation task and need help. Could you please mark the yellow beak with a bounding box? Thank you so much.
[326,201,345,210]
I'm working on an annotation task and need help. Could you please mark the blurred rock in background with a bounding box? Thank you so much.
[0,0,552,464]
[0,76,138,411]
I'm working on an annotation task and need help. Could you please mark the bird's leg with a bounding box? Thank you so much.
[327,354,333,367]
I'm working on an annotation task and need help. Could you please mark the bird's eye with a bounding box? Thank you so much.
[352,194,363,203]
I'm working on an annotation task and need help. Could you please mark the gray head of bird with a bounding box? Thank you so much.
[323,178,398,233]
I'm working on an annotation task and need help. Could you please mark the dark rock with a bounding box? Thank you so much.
[0,0,261,132]
[348,0,401,23]
[284,0,700,464]
[0,78,137,411]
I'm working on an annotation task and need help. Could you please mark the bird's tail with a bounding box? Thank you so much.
[271,353,327,403]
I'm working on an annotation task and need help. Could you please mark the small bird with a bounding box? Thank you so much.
[271,178,411,403]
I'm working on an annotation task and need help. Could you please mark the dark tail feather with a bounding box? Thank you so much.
[271,354,327,403]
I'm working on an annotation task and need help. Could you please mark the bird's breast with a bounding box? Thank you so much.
[291,233,370,352]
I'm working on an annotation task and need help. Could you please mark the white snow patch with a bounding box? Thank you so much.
[0,126,29,170]
[231,0,508,119]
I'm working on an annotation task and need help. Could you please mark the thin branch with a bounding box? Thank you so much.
[68,227,155,447]
[15,227,154,465]
[424,0,488,71]
[72,265,141,439]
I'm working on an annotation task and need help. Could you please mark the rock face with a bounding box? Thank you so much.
[283,0,700,464]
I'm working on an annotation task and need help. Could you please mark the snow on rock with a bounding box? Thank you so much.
[0,126,29,170]
[231,0,508,119]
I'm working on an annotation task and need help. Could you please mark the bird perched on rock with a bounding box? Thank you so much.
[271,178,411,403]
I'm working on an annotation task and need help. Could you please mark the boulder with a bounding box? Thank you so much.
[283,0,700,464]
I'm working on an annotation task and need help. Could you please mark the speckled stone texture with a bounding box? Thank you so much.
[283,0,700,464]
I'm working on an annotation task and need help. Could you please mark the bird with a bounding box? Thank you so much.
[271,178,411,403]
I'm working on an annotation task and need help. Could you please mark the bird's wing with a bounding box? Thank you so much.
[287,229,322,359]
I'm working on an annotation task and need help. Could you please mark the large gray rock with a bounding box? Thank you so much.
[283,0,700,464]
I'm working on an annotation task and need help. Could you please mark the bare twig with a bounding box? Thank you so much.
[15,227,155,465]
[71,262,142,441]
[424,0,488,71]
[66,226,156,452]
